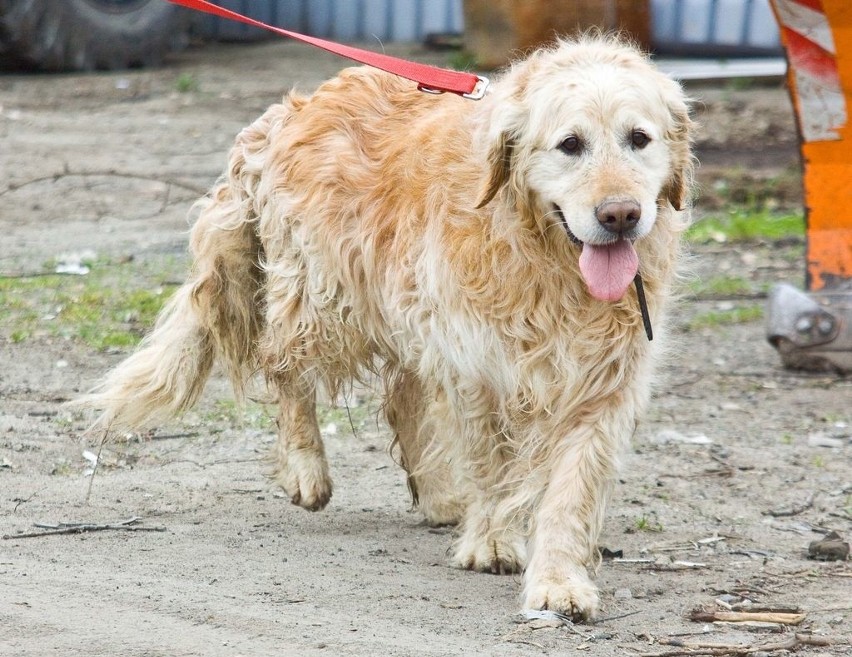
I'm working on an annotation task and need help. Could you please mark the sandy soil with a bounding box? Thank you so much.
[1,41,850,656]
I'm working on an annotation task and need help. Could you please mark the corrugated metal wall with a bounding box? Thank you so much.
[200,0,780,55]
[201,0,463,43]
[651,0,781,55]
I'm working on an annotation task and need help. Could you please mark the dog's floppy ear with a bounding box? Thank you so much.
[661,96,694,211]
[476,132,514,209]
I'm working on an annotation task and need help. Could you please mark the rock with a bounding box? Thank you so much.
[807,531,850,561]
[807,432,844,448]
[651,429,712,445]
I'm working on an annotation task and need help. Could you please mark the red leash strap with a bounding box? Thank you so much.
[169,0,489,99]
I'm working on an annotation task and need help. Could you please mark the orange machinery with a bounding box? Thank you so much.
[768,0,852,372]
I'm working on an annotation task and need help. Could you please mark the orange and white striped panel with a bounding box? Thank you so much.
[773,0,846,142]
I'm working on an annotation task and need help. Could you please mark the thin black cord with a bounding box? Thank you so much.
[634,273,653,341]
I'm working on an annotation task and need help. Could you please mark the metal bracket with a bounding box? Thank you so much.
[767,283,852,374]
[418,75,490,101]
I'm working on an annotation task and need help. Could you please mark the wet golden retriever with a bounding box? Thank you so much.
[80,36,692,620]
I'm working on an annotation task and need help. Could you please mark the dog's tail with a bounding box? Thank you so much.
[76,103,293,431]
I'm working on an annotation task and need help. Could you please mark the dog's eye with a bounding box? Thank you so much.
[631,130,651,149]
[558,135,582,156]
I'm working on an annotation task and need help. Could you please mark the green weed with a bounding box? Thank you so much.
[204,399,275,430]
[448,51,478,71]
[688,305,764,330]
[689,275,753,297]
[687,210,804,244]
[725,77,756,91]
[634,515,664,533]
[175,72,199,93]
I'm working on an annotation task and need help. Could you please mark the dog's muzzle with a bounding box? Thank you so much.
[552,204,652,340]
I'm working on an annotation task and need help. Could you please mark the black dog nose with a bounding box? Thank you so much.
[595,200,641,235]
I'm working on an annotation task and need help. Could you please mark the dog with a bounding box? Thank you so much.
[79,35,692,620]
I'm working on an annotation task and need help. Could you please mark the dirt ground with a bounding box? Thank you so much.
[1,41,850,657]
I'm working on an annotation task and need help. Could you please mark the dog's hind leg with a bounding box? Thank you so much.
[451,472,528,575]
[446,403,528,575]
[270,375,333,512]
[386,373,470,526]
[259,233,335,512]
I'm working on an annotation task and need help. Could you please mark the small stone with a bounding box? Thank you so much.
[807,432,843,448]
[614,588,633,600]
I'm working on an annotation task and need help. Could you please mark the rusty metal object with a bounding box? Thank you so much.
[462,0,651,69]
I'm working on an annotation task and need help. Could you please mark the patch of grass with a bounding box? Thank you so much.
[0,257,183,350]
[204,399,275,430]
[689,274,753,297]
[725,77,756,91]
[50,461,74,476]
[688,304,764,331]
[9,329,30,343]
[175,72,199,93]
[633,515,664,533]
[448,50,478,71]
[316,402,375,433]
[687,210,804,244]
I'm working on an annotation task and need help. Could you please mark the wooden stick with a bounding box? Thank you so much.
[2,516,165,539]
[690,610,806,625]
[638,633,835,657]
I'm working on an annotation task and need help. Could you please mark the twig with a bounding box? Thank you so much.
[597,609,642,623]
[0,270,94,279]
[85,425,110,504]
[12,495,36,512]
[728,604,800,614]
[643,561,709,572]
[3,516,165,539]
[507,639,545,649]
[689,610,805,625]
[0,170,206,197]
[344,394,360,441]
[637,633,835,656]
[161,456,262,469]
[828,511,852,522]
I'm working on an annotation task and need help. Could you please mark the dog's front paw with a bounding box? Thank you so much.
[524,570,600,622]
[273,448,332,511]
[451,530,526,575]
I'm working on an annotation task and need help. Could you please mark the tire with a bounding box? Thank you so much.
[0,0,192,71]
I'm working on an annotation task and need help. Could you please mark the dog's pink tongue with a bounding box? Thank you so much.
[579,240,639,302]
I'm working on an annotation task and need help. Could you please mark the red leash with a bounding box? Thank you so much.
[168,0,489,99]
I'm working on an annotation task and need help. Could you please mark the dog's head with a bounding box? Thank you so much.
[476,36,693,302]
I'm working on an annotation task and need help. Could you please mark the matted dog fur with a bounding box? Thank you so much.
[79,35,692,620]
